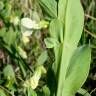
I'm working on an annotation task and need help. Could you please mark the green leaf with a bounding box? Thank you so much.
[44,37,59,48]
[49,19,64,42]
[41,0,85,96]
[58,0,68,22]
[0,28,6,38]
[56,0,84,95]
[42,85,50,96]
[38,0,57,19]
[47,19,64,76]
[1,3,12,23]
[64,0,84,47]
[3,64,16,89]
[3,64,15,80]
[18,60,27,78]
[0,1,4,10]
[0,88,10,96]
[63,46,91,96]
[27,87,37,96]
[77,88,91,96]
[36,50,48,66]
[3,28,17,46]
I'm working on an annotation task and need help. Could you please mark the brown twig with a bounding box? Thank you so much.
[85,14,96,21]
[84,28,96,38]
[90,88,96,95]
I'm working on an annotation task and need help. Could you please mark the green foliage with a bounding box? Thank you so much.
[78,88,91,96]
[36,50,48,66]
[27,87,37,96]
[0,88,10,96]
[3,28,17,46]
[56,0,85,95]
[0,0,48,95]
[63,45,91,96]
[0,0,95,96]
[38,0,57,19]
[3,65,16,90]
[42,85,50,96]
[41,0,91,96]
[3,64,15,80]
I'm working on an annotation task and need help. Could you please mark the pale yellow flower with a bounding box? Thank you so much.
[17,46,27,59]
[24,66,46,89]
[21,36,30,44]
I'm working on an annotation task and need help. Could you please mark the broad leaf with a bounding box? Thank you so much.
[3,28,17,46]
[41,0,86,96]
[63,46,91,96]
[56,0,84,95]
[38,0,57,19]
[0,28,6,38]
[3,64,15,80]
[58,0,68,22]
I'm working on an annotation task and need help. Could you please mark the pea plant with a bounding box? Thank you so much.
[38,0,91,96]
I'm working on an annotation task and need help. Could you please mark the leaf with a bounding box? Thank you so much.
[0,88,10,96]
[49,19,64,42]
[38,0,57,19]
[36,50,48,66]
[77,88,91,96]
[3,64,15,80]
[18,60,27,78]
[42,85,50,96]
[58,0,68,22]
[0,28,6,38]
[56,0,84,95]
[0,1,4,10]
[1,3,12,23]
[63,45,91,96]
[41,0,85,96]
[64,0,84,47]
[3,64,16,89]
[44,37,59,48]
[27,87,37,96]
[47,19,64,76]
[3,28,17,46]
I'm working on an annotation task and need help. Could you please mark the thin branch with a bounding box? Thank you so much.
[90,88,96,95]
[85,14,96,21]
[84,28,96,38]
[0,85,14,96]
